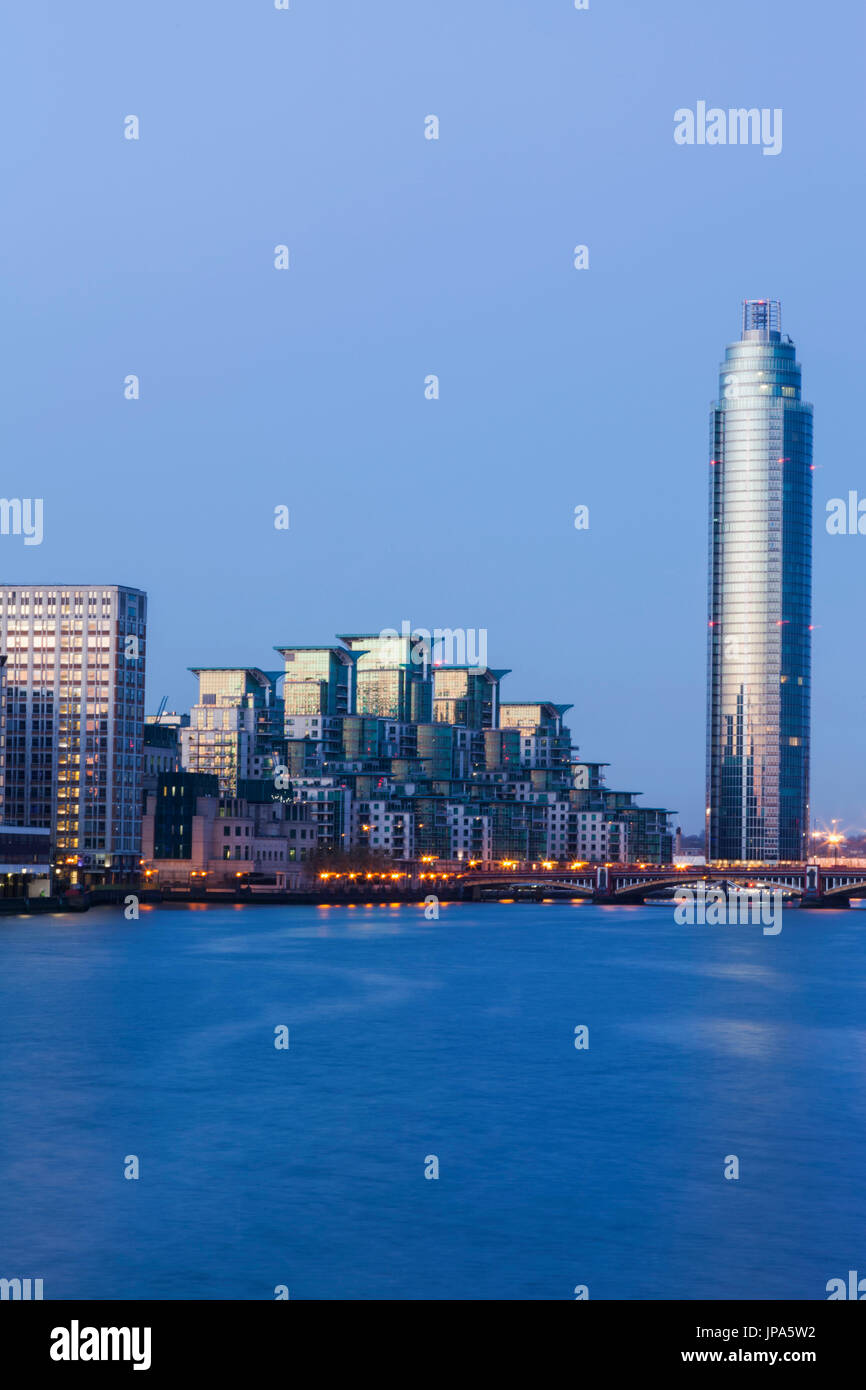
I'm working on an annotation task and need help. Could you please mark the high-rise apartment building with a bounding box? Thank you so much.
[181,668,284,795]
[499,702,574,776]
[277,646,361,771]
[338,634,432,723]
[433,666,509,729]
[706,301,813,861]
[0,584,147,879]
[278,646,357,717]
[179,631,675,865]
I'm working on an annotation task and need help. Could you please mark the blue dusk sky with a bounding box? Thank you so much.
[2,1,864,833]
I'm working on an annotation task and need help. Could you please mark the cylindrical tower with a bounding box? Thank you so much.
[706,300,813,863]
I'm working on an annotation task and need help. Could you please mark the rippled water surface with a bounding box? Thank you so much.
[1,899,864,1299]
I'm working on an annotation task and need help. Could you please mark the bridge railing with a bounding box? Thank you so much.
[404,859,866,879]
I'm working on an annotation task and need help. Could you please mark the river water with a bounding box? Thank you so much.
[0,899,863,1300]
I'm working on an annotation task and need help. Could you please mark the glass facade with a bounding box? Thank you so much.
[706,301,813,862]
[0,585,146,875]
[337,635,433,722]
[182,668,284,795]
[499,702,573,774]
[432,667,507,729]
[277,647,356,716]
[416,723,455,780]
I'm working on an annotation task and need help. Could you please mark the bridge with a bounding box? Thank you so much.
[443,862,866,907]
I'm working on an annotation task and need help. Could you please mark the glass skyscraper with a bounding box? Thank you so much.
[706,300,813,862]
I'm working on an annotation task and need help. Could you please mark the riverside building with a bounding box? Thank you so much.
[181,634,674,864]
[181,668,285,796]
[140,771,317,889]
[0,584,146,883]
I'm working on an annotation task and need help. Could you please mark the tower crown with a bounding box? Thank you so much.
[741,298,781,342]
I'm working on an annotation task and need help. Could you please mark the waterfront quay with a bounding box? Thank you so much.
[6,860,863,914]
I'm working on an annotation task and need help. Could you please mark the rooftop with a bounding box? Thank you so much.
[741,298,781,341]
